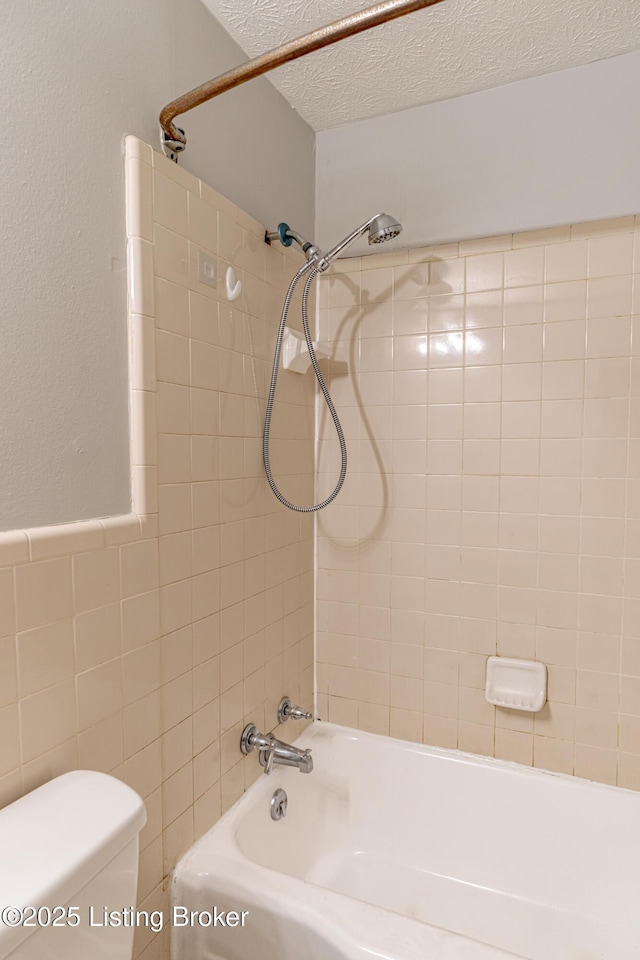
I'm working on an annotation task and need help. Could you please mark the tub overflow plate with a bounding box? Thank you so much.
[270,788,288,821]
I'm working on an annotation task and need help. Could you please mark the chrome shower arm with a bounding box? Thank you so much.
[159,0,448,158]
[265,226,307,248]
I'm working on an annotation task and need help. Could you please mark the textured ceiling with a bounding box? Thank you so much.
[200,0,640,130]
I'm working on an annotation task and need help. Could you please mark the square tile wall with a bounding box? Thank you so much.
[316,215,640,791]
[0,137,314,960]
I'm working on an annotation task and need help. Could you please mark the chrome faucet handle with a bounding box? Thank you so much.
[263,743,276,775]
[252,732,277,750]
[240,724,275,754]
[278,697,313,723]
[239,724,280,774]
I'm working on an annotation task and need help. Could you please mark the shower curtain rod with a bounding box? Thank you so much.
[159,0,447,159]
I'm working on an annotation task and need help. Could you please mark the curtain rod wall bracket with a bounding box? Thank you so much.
[158,0,447,160]
[160,126,187,163]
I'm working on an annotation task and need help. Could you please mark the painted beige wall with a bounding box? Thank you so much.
[0,0,314,531]
[0,139,314,960]
[317,214,640,790]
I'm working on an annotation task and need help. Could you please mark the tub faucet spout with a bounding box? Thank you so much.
[240,724,313,775]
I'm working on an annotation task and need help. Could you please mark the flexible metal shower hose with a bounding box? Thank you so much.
[263,264,347,512]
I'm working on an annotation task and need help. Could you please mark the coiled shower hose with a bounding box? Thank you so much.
[263,264,347,512]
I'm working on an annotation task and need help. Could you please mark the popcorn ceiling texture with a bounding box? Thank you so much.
[200,0,640,129]
[0,138,314,960]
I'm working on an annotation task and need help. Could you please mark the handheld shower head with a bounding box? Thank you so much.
[315,212,403,270]
[266,213,403,272]
[263,212,402,513]
[368,214,403,244]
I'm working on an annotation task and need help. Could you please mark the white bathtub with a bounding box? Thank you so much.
[172,722,640,960]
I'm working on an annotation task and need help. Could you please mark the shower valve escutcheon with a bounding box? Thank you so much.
[240,724,313,775]
[278,697,313,723]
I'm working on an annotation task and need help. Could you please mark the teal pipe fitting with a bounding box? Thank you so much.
[265,222,311,253]
[277,222,293,247]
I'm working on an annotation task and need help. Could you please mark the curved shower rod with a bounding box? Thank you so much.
[159,0,448,159]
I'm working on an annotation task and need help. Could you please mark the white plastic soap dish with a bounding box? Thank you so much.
[281,327,331,374]
[485,656,547,712]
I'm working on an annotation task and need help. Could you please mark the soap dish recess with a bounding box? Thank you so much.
[485,656,547,713]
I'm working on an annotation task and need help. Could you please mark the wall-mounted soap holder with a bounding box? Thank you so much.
[281,327,331,374]
[485,656,547,712]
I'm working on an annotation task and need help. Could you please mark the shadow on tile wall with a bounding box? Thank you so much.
[317,215,640,791]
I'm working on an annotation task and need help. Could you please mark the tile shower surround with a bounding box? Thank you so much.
[0,133,638,956]
[316,215,640,790]
[0,137,314,960]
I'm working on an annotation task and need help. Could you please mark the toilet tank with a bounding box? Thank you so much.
[0,771,146,960]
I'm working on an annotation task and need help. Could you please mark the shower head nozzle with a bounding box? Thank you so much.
[309,212,403,272]
[367,213,403,245]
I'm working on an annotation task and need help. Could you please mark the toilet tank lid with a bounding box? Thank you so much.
[0,771,146,934]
